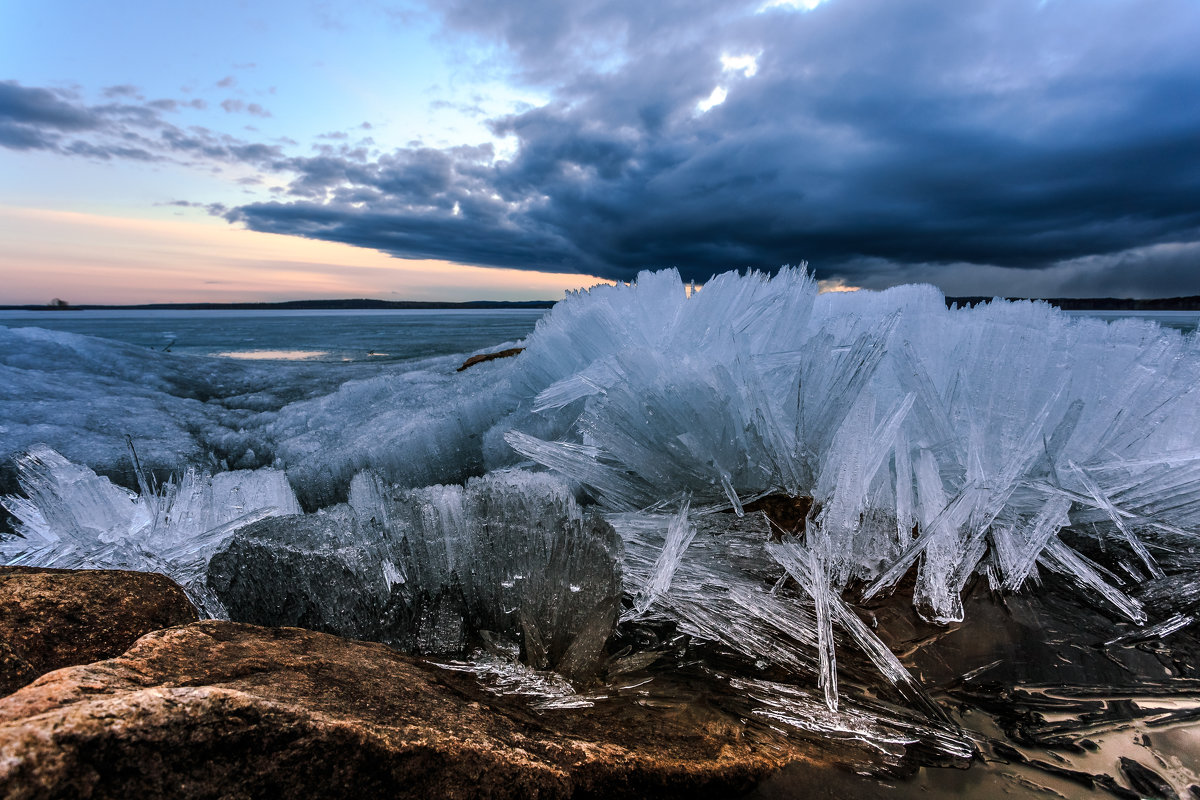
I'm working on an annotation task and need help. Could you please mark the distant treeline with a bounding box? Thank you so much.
[7,295,1200,312]
[0,298,558,311]
[946,296,1200,311]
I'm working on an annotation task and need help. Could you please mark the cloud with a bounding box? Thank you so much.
[0,81,101,151]
[62,140,156,161]
[102,85,141,99]
[0,80,282,169]
[221,98,272,117]
[837,241,1200,299]
[0,81,98,131]
[0,122,56,150]
[213,0,1200,292]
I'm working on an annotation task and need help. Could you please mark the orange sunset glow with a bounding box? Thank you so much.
[0,206,609,305]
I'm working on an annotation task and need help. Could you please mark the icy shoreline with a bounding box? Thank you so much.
[4,269,1200,791]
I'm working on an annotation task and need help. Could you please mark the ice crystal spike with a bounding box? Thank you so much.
[2,445,299,614]
[627,496,696,619]
[209,469,623,678]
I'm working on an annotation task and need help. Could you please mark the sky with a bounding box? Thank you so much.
[2,0,1199,303]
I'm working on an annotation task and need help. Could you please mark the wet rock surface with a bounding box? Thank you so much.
[0,620,815,800]
[0,566,197,694]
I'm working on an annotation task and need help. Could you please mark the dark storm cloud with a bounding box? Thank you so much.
[8,0,1200,293]
[216,0,1200,290]
[840,241,1200,299]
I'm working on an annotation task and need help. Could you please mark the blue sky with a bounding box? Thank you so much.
[2,0,1199,302]
[0,0,568,302]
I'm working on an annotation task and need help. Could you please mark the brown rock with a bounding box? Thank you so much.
[0,640,36,693]
[457,347,525,371]
[0,620,812,799]
[738,494,815,535]
[0,566,198,695]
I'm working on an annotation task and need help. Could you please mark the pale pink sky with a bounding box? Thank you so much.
[0,206,610,304]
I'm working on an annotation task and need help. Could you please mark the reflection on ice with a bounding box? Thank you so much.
[212,349,331,360]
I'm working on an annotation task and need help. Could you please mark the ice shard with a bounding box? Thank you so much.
[2,445,299,614]
[208,469,623,679]
[627,496,696,619]
[505,271,1200,633]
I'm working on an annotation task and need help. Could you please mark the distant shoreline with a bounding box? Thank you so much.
[0,299,557,311]
[4,295,1200,312]
[945,295,1200,311]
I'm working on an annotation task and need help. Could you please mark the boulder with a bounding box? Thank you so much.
[0,566,197,694]
[0,620,810,799]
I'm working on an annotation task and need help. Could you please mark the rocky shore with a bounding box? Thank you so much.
[0,567,823,799]
[0,566,197,695]
[5,562,1198,799]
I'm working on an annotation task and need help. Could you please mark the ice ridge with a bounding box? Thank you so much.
[504,268,1200,639]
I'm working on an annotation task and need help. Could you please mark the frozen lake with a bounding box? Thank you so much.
[0,307,1195,366]
[0,308,547,363]
[1061,308,1200,333]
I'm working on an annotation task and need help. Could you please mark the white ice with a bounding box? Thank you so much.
[1,444,299,614]
[506,269,1200,639]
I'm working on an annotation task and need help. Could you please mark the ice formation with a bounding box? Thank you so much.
[0,324,527,509]
[5,268,1200,781]
[1,445,300,615]
[208,469,622,679]
[505,269,1200,630]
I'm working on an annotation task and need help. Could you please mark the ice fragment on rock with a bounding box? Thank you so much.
[209,469,623,678]
[2,445,299,615]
